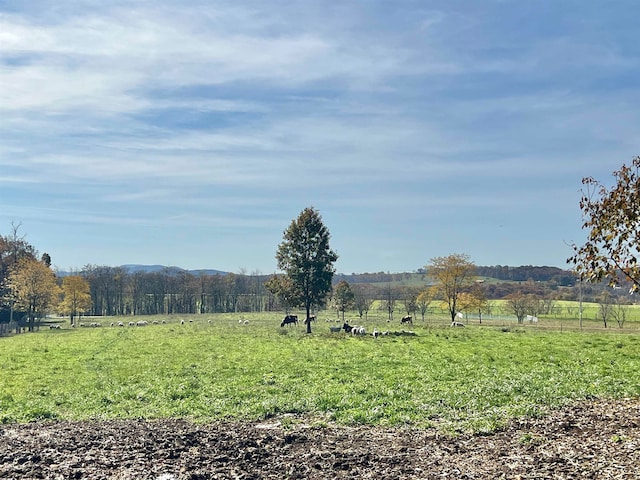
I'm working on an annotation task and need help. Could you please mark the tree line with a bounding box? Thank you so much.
[80,266,269,317]
[474,265,574,285]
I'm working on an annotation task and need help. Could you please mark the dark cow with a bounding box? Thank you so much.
[280,315,298,327]
[342,322,353,333]
[305,315,316,324]
[401,315,413,325]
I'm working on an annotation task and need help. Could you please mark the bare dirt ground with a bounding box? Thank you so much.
[1,398,638,479]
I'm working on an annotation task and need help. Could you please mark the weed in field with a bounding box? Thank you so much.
[519,432,545,445]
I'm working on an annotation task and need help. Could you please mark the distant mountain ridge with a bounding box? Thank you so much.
[57,264,571,282]
[120,264,228,276]
[56,265,229,277]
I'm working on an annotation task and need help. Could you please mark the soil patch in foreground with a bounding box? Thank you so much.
[1,399,638,479]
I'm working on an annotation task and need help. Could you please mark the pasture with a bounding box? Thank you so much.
[1,312,639,433]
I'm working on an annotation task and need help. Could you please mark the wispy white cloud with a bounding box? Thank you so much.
[0,2,427,116]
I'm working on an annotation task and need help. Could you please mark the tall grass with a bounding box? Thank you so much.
[0,313,638,433]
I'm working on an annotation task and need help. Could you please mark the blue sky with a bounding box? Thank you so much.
[1,1,639,274]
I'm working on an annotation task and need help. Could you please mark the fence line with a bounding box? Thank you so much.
[0,321,19,336]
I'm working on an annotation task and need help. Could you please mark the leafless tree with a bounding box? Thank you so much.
[611,299,629,328]
[352,284,374,320]
[597,292,614,328]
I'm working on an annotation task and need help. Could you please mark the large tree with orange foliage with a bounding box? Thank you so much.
[8,258,59,332]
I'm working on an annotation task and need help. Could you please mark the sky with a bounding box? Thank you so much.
[1,1,639,275]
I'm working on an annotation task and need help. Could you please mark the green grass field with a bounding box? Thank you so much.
[1,312,639,433]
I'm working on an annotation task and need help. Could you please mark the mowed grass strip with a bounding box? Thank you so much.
[0,314,638,433]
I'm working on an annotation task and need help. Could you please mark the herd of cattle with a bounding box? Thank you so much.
[279,312,466,335]
[280,314,412,328]
[280,313,431,337]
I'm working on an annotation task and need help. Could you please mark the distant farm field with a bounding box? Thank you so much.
[1,312,639,433]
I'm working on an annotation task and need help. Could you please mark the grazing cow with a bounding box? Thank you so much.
[280,315,298,327]
[401,315,413,325]
[342,322,353,333]
[329,326,342,333]
[305,315,316,324]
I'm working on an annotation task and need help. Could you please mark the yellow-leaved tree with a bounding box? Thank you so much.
[59,275,92,326]
[456,285,488,323]
[427,253,476,324]
[8,257,60,332]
